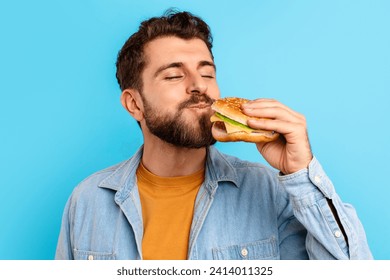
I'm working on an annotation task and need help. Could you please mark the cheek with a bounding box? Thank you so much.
[152,83,187,101]
[209,84,221,99]
[146,95,183,117]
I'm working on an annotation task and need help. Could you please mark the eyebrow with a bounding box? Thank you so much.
[154,62,183,78]
[154,60,216,78]
[199,60,216,71]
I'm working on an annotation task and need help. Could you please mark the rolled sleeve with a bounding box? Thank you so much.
[278,156,334,199]
[277,156,372,259]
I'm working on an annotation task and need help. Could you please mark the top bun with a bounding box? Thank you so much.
[211,97,254,125]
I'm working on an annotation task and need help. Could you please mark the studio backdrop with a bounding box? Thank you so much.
[1,0,389,259]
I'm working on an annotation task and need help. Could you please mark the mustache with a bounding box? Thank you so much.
[178,94,215,110]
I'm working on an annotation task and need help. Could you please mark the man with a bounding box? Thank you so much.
[56,10,372,260]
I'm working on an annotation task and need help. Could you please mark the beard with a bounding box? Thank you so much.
[142,93,216,149]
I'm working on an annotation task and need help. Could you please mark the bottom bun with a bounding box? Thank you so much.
[212,122,279,143]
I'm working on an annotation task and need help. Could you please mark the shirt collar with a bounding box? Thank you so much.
[205,146,239,189]
[98,145,239,200]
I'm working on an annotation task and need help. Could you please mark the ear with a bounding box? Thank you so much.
[120,89,144,121]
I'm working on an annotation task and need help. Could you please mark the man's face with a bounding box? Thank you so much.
[139,36,221,148]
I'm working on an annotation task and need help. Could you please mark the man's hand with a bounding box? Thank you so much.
[241,99,313,175]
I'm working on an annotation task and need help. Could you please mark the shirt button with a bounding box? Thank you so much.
[314,175,321,184]
[241,248,248,257]
[334,230,342,238]
[88,255,94,260]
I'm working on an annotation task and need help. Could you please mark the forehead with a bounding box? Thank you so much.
[143,36,213,68]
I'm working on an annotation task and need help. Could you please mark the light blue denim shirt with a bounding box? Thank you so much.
[55,146,372,260]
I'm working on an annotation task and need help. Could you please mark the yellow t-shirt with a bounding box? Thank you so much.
[136,162,204,260]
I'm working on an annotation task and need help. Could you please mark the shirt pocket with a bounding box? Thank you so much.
[73,249,116,260]
[212,236,278,260]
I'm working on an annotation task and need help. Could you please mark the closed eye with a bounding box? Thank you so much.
[165,76,183,80]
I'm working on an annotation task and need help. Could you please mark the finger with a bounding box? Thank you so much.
[243,98,285,109]
[247,118,306,139]
[255,135,285,155]
[242,106,303,123]
[242,99,304,120]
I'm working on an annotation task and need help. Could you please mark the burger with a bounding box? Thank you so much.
[210,97,279,143]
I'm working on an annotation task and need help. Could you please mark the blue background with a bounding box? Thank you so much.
[1,0,389,259]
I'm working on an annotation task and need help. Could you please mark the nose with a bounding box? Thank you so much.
[186,72,208,95]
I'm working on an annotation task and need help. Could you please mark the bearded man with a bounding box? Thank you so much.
[56,10,372,260]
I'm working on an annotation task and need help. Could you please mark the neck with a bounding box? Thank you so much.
[141,135,208,177]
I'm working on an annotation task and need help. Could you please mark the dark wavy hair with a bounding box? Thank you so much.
[115,9,214,92]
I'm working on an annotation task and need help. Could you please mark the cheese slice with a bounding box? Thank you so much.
[224,121,249,134]
[210,114,222,123]
[210,113,252,134]
[211,113,276,137]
